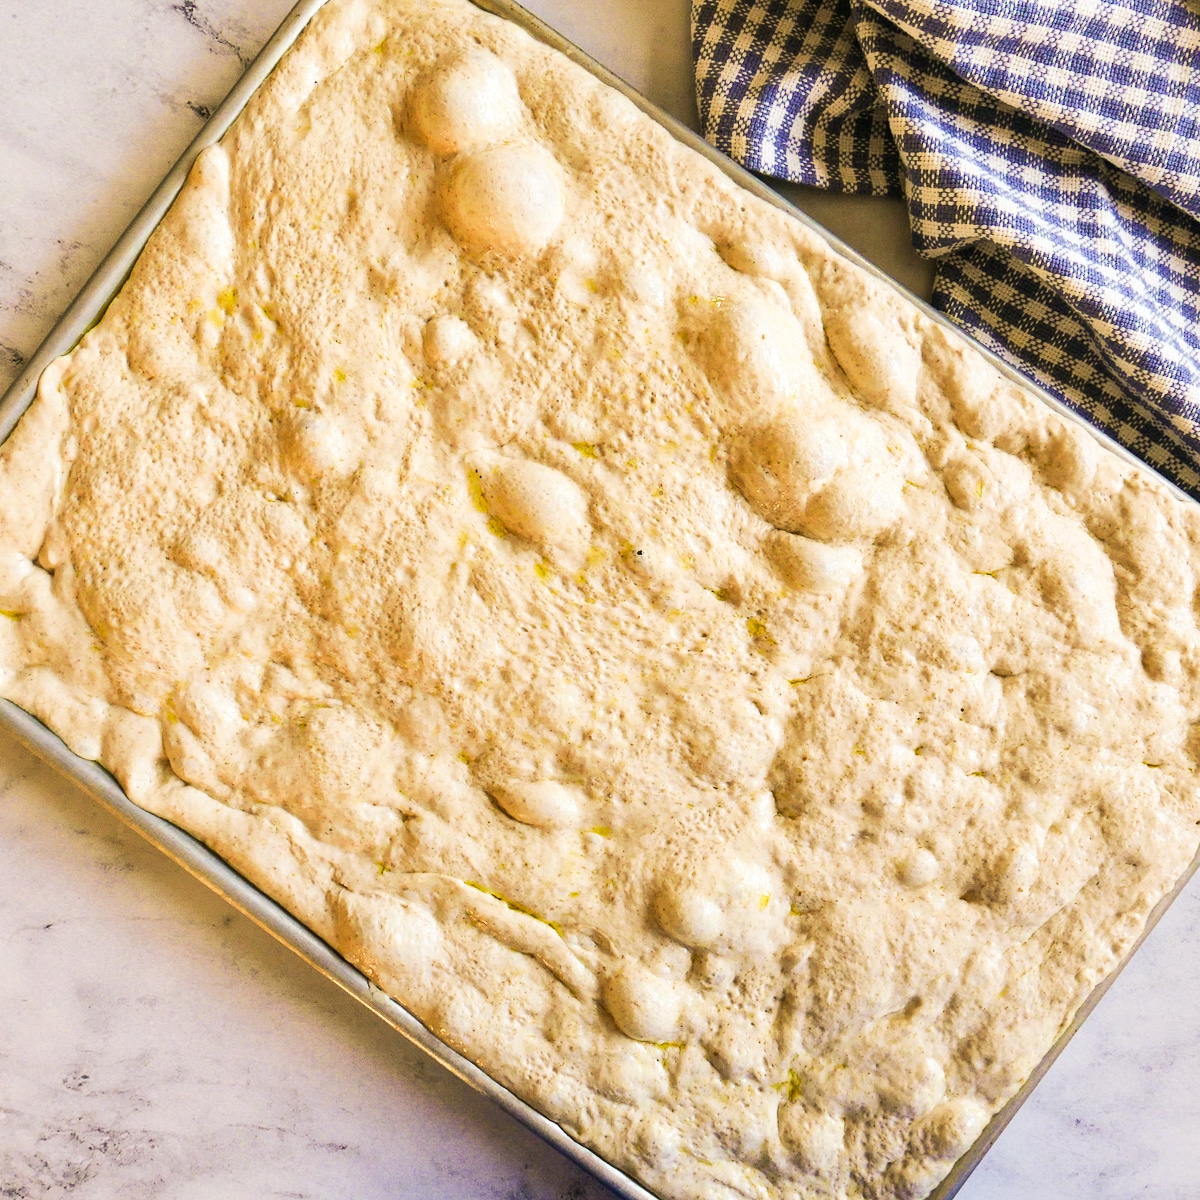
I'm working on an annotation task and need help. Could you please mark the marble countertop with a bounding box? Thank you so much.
[2,2,1199,1197]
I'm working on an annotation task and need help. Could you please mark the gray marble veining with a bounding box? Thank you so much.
[1,2,1198,1197]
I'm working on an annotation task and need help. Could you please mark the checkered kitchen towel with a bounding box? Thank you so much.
[692,0,1200,496]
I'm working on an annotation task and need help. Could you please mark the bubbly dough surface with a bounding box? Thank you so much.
[4,2,1200,1198]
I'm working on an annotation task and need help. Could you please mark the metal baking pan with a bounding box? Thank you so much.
[2,2,1198,1198]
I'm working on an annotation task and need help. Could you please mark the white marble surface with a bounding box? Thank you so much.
[1,2,1199,1197]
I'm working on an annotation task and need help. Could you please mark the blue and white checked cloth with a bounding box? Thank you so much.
[692,0,1200,496]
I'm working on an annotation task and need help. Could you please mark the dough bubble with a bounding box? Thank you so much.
[654,881,724,948]
[778,1105,845,1174]
[696,296,815,422]
[480,456,590,550]
[410,48,524,156]
[602,961,682,1043]
[423,314,478,366]
[802,462,904,542]
[443,143,565,257]
[729,416,848,533]
[765,530,863,592]
[490,778,583,829]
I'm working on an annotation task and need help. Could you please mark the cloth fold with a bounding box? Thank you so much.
[692,0,1200,495]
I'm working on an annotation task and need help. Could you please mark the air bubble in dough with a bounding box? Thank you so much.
[490,778,583,829]
[697,296,815,421]
[443,143,565,257]
[480,456,590,549]
[288,412,357,478]
[897,848,941,888]
[803,463,904,542]
[655,881,725,948]
[920,1098,990,1160]
[778,1106,845,1174]
[729,416,849,533]
[602,961,683,1043]
[423,314,478,366]
[411,48,524,156]
[765,531,863,592]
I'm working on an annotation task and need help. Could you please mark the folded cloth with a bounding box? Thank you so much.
[692,0,1200,496]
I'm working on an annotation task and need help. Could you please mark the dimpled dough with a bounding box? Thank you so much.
[3,2,1200,1198]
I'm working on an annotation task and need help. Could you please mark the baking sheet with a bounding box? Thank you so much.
[2,1,1198,1198]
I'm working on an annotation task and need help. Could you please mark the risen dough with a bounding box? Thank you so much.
[3,3,1200,1200]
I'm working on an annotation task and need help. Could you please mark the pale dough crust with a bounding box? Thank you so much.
[3,2,1200,1198]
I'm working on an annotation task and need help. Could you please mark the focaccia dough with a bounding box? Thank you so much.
[3,2,1200,1198]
